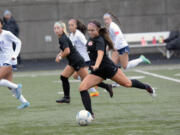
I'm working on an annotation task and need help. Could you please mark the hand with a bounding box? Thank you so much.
[91,65,99,71]
[55,55,61,63]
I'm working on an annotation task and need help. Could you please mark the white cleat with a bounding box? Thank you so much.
[151,88,156,97]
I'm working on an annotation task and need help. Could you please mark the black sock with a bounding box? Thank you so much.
[60,75,70,98]
[98,82,109,89]
[80,91,93,115]
[131,79,148,90]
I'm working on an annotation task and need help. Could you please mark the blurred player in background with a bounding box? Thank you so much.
[0,19,29,109]
[103,12,151,87]
[3,10,22,66]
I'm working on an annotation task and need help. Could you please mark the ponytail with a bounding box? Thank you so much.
[107,11,121,26]
[76,20,87,35]
[99,27,114,50]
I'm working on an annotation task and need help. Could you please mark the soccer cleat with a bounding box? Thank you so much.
[91,114,95,121]
[106,84,113,98]
[15,84,22,99]
[90,91,99,97]
[17,102,30,109]
[146,85,156,97]
[56,97,70,103]
[140,55,151,64]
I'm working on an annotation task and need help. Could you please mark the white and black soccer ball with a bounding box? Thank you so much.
[76,110,93,126]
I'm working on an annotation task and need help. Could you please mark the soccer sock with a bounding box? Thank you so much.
[89,87,97,93]
[18,95,28,103]
[80,90,93,115]
[131,79,148,90]
[98,82,108,89]
[126,58,143,70]
[60,75,70,98]
[0,79,18,89]
[11,88,16,96]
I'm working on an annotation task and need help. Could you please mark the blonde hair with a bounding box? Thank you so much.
[54,21,68,35]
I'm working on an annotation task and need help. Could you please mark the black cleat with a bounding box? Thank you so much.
[56,97,70,104]
[106,84,113,98]
[146,85,156,97]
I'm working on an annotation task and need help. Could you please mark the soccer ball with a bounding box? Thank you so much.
[76,110,93,126]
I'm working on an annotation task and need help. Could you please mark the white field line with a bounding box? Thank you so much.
[174,73,180,76]
[14,71,60,78]
[129,76,145,80]
[53,80,80,83]
[131,64,180,71]
[135,69,180,83]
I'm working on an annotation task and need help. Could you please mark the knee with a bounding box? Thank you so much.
[79,83,84,91]
[79,82,87,91]
[123,80,132,88]
[72,74,78,80]
[122,65,128,70]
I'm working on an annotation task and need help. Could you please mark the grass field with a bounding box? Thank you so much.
[0,64,180,135]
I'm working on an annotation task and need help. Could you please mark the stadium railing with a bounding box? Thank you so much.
[124,31,174,59]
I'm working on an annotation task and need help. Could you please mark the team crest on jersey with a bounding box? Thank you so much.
[88,41,93,46]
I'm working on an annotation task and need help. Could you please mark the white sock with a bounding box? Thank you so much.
[77,76,81,80]
[126,58,143,70]
[0,79,18,89]
[19,95,28,103]
[89,87,97,93]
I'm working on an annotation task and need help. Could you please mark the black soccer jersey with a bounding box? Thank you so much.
[87,36,114,66]
[58,33,84,65]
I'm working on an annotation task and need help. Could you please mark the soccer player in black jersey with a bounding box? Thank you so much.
[54,21,113,103]
[79,20,156,117]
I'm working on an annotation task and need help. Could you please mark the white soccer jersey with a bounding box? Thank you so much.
[69,29,90,62]
[109,22,128,50]
[0,30,21,66]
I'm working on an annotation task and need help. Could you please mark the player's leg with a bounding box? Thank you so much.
[0,66,30,109]
[119,53,151,70]
[97,82,113,97]
[111,50,119,64]
[72,72,80,80]
[78,68,113,97]
[77,67,99,97]
[111,69,156,97]
[110,50,121,87]
[0,66,18,90]
[56,65,75,103]
[118,53,129,69]
[5,70,30,109]
[79,74,104,116]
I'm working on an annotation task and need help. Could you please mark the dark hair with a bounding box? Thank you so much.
[107,11,121,26]
[0,18,3,25]
[70,19,87,35]
[76,20,87,35]
[89,20,114,50]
